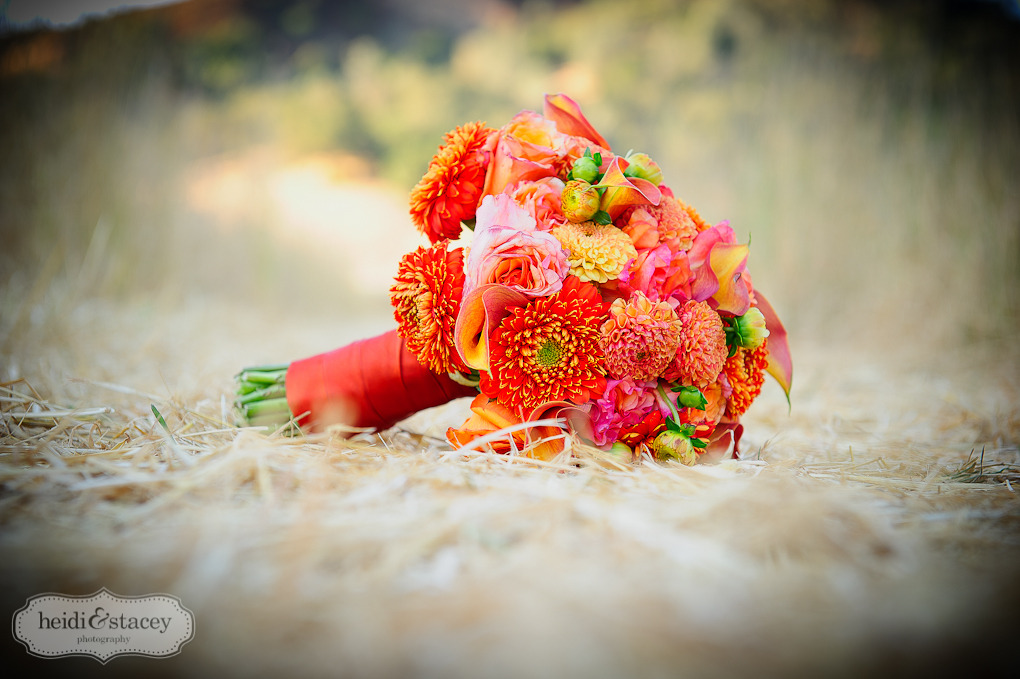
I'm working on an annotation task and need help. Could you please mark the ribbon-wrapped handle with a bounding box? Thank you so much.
[285,329,478,433]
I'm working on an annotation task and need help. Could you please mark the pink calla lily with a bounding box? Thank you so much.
[454,283,529,371]
[543,93,611,149]
[753,290,793,405]
[688,224,751,316]
[705,242,751,315]
[594,157,661,220]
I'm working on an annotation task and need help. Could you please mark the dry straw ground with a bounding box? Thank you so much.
[2,1,1020,677]
[1,243,1018,679]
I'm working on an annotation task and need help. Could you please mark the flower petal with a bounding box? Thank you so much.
[482,134,559,198]
[753,290,793,405]
[446,395,524,454]
[454,283,529,371]
[594,157,662,220]
[524,401,593,461]
[707,242,751,315]
[543,93,611,149]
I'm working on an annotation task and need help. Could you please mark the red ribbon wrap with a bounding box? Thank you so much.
[285,329,478,433]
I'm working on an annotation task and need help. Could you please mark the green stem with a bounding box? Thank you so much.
[657,383,680,422]
[242,397,292,420]
[237,368,288,386]
[236,384,286,406]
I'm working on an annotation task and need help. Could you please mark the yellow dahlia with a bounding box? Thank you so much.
[390,242,467,374]
[600,292,681,381]
[662,300,727,387]
[409,122,494,243]
[552,221,637,284]
[723,339,769,418]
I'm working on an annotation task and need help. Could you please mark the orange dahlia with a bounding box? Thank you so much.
[621,195,701,252]
[409,122,494,243]
[662,300,728,387]
[600,292,681,381]
[723,339,769,418]
[676,197,711,234]
[480,275,608,412]
[390,242,468,374]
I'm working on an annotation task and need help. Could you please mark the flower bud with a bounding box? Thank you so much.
[733,307,770,349]
[650,430,698,465]
[606,442,635,464]
[674,386,708,410]
[623,152,663,186]
[570,155,600,184]
[561,179,601,222]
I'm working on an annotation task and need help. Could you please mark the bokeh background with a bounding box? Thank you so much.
[2,0,1018,373]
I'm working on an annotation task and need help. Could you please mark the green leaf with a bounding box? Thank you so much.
[151,404,170,433]
[691,438,708,449]
[665,417,683,433]
[593,210,612,225]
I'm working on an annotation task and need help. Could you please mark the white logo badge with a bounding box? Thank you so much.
[12,588,195,663]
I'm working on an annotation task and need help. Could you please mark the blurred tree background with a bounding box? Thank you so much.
[1,0,1018,353]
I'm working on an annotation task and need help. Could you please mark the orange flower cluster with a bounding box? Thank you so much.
[723,339,770,418]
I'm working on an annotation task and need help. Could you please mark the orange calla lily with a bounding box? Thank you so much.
[543,93,611,149]
[454,284,529,371]
[446,395,595,461]
[594,157,661,220]
[753,290,793,405]
[446,394,526,454]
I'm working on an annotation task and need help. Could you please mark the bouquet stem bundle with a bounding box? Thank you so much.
[236,331,476,433]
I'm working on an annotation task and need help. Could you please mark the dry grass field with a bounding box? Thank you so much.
[1,1,1019,676]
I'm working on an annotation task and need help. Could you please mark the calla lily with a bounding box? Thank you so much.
[753,290,793,405]
[526,400,592,461]
[454,283,529,371]
[446,395,593,461]
[594,157,662,220]
[543,93,611,149]
[688,224,751,316]
[446,394,526,454]
[703,421,743,460]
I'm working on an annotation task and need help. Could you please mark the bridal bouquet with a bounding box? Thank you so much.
[236,94,792,464]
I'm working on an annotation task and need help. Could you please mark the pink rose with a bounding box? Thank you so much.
[510,177,567,231]
[618,243,694,302]
[463,194,569,297]
[481,111,563,199]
